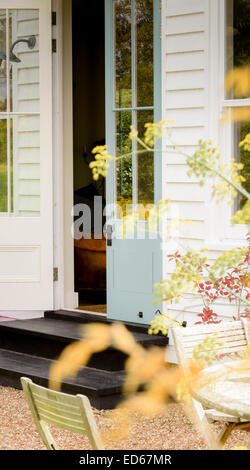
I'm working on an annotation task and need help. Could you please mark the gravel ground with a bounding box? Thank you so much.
[0,386,249,450]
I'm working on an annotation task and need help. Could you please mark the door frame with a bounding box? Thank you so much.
[52,0,78,310]
[54,0,163,313]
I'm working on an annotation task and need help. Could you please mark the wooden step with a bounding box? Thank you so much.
[0,348,126,409]
[0,315,168,371]
[45,309,152,333]
[0,312,169,408]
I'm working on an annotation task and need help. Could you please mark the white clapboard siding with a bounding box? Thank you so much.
[166,50,205,72]
[161,0,222,324]
[162,0,208,240]
[165,89,205,109]
[11,10,40,215]
[18,195,40,213]
[165,200,205,221]
[166,0,206,16]
[167,219,205,240]
[165,108,206,126]
[163,146,200,164]
[166,32,205,54]
[165,182,205,202]
[166,70,205,91]
[166,12,205,35]
[165,164,201,183]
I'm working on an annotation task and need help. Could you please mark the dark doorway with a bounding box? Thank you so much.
[72,0,106,313]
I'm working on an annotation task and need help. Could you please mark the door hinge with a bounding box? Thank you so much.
[52,11,57,26]
[52,38,57,53]
[53,267,59,282]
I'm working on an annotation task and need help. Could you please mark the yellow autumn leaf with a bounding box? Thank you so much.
[101,409,131,444]
[123,347,166,394]
[221,106,250,123]
[121,393,166,417]
[225,67,250,98]
[82,323,111,352]
[149,367,183,400]
[110,322,142,356]
[49,341,92,390]
[49,323,111,390]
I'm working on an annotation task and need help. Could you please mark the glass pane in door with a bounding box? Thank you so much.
[0,9,40,216]
[113,0,155,220]
[135,0,153,107]
[115,0,132,108]
[116,110,132,217]
[137,109,154,206]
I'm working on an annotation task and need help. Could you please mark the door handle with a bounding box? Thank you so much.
[106,225,113,247]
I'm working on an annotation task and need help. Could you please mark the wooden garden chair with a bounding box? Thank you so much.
[21,377,104,450]
[172,319,250,449]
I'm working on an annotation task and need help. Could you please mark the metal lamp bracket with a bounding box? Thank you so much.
[10,35,36,63]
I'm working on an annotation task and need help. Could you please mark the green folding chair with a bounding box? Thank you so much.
[21,377,104,450]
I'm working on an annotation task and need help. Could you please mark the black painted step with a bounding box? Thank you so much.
[0,312,169,407]
[0,348,125,409]
[45,309,151,333]
[0,315,168,372]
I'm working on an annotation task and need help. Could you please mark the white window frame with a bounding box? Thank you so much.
[218,0,249,242]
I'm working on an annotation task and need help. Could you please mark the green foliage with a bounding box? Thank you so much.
[232,199,250,225]
[209,247,248,278]
[186,139,247,205]
[192,335,225,367]
[148,313,183,336]
[186,139,221,184]
[154,250,207,305]
[89,118,250,339]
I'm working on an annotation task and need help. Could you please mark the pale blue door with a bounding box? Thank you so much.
[105,0,162,324]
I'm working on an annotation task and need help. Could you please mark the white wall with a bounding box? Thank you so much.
[162,0,208,245]
[161,0,248,328]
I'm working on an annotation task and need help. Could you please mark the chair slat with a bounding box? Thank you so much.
[29,383,77,406]
[182,331,246,344]
[180,321,243,336]
[39,412,85,434]
[37,406,83,426]
[184,344,247,359]
[35,401,83,422]
[33,394,80,412]
[184,339,247,354]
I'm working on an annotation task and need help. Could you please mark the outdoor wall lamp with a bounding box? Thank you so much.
[0,35,36,63]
